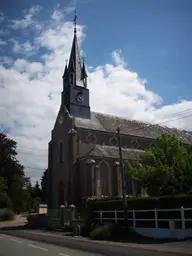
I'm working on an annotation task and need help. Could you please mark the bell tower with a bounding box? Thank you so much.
[61,13,90,119]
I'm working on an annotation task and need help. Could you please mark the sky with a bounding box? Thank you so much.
[0,0,192,184]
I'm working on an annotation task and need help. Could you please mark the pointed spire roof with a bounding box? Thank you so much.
[67,13,84,87]
[81,58,88,79]
[62,61,68,79]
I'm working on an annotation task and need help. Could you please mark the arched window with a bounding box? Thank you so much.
[99,161,112,196]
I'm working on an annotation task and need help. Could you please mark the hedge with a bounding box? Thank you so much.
[87,195,192,229]
[87,195,192,211]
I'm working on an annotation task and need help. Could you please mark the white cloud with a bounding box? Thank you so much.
[0,6,192,182]
[10,39,39,56]
[51,9,64,22]
[0,56,13,66]
[112,49,127,67]
[0,39,7,46]
[10,5,43,30]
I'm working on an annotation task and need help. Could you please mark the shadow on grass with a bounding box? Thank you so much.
[88,225,192,245]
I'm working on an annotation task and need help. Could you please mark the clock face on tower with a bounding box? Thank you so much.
[76,92,84,103]
[58,115,63,124]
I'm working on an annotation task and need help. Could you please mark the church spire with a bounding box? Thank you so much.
[67,12,84,87]
[62,60,68,79]
[61,12,90,119]
[74,10,77,34]
[81,57,88,87]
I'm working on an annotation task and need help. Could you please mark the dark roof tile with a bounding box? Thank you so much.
[75,112,192,144]
[80,144,142,160]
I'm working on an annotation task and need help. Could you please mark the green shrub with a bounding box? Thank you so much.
[28,208,35,214]
[88,194,192,212]
[0,193,13,209]
[0,209,15,221]
[81,221,98,237]
[89,224,129,241]
[87,195,192,227]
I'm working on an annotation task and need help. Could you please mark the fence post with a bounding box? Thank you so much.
[154,208,158,228]
[181,206,185,230]
[114,209,117,224]
[133,209,136,228]
[100,210,103,224]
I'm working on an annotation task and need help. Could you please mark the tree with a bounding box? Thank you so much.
[41,169,48,203]
[22,177,36,212]
[0,176,12,209]
[0,176,7,194]
[125,134,192,196]
[33,181,41,198]
[0,132,26,212]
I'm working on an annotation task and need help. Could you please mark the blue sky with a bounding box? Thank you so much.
[1,0,191,105]
[0,0,192,181]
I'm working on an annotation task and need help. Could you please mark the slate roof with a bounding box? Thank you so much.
[79,144,143,160]
[75,112,192,144]
[67,33,84,87]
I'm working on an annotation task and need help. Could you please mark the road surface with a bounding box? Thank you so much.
[0,231,188,256]
[0,233,102,256]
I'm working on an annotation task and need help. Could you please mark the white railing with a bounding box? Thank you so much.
[94,206,192,229]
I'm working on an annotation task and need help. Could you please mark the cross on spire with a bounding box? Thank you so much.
[73,10,77,33]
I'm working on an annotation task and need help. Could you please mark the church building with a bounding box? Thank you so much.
[48,18,192,209]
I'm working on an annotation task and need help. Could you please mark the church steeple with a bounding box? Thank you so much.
[61,12,91,120]
[81,57,88,88]
[67,13,84,87]
[62,61,68,79]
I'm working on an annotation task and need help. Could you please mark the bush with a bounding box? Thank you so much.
[88,194,192,212]
[0,209,15,221]
[89,224,129,241]
[0,193,13,209]
[81,222,98,237]
[87,195,192,227]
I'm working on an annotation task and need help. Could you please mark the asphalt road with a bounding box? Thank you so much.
[0,233,102,256]
[1,230,189,256]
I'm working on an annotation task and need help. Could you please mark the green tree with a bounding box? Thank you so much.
[0,176,7,194]
[33,181,41,198]
[125,134,192,196]
[22,177,36,212]
[41,169,48,203]
[0,176,12,209]
[0,133,26,212]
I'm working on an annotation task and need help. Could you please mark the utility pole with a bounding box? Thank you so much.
[117,127,128,226]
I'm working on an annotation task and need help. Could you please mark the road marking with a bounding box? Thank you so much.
[10,238,23,244]
[28,244,48,251]
[59,253,69,256]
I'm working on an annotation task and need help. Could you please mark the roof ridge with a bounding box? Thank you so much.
[91,111,191,133]
[78,144,97,160]
[96,144,144,152]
